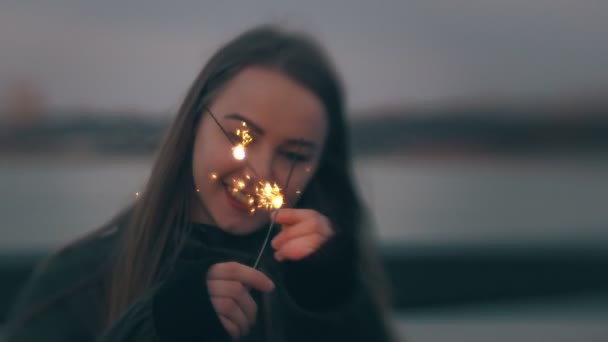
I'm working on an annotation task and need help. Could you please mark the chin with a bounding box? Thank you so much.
[214,188,270,235]
[218,218,265,236]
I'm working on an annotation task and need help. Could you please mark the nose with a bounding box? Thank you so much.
[243,147,275,186]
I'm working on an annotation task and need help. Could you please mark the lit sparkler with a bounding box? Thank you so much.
[232,122,252,161]
[256,181,284,211]
[232,145,246,160]
[200,106,300,270]
[236,122,253,145]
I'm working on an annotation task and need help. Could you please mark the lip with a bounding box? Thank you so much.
[224,185,251,212]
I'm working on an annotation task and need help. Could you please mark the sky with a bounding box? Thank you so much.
[1,0,607,116]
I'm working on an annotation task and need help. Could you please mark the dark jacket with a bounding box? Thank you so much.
[5,222,392,342]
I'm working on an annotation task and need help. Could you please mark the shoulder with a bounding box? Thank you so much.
[5,227,121,340]
[41,226,117,277]
[14,226,120,312]
[36,226,119,288]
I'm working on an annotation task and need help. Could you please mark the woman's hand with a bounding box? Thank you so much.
[206,262,275,340]
[270,208,335,262]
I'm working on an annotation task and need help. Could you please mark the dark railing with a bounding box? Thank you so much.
[1,244,607,324]
[382,244,608,310]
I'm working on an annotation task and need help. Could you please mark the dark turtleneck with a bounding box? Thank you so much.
[152,221,357,342]
[181,222,273,260]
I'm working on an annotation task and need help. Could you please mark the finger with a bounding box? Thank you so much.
[218,316,240,340]
[212,297,250,337]
[207,262,275,293]
[208,280,257,323]
[271,221,318,249]
[273,208,318,225]
[274,235,322,261]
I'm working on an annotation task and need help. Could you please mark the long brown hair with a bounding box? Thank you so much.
[104,24,390,326]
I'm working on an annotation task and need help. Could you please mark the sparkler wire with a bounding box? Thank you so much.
[198,104,302,269]
[252,148,300,269]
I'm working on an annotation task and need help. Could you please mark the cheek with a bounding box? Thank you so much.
[192,125,234,185]
[282,166,317,206]
[192,145,222,193]
[193,150,225,191]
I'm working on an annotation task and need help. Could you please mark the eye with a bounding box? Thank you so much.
[228,132,242,144]
[281,151,311,163]
[228,132,239,141]
[228,131,250,145]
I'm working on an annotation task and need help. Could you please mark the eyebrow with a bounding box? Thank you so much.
[284,139,317,151]
[225,113,265,135]
[224,112,318,151]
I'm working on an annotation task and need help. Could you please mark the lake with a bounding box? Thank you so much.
[2,156,607,251]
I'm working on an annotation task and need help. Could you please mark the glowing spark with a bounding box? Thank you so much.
[232,144,246,160]
[295,190,301,194]
[256,182,284,210]
[231,178,248,190]
[229,178,255,207]
[272,196,283,209]
[210,173,218,180]
[236,128,253,146]
[231,121,252,161]
[196,189,200,192]
[135,192,140,197]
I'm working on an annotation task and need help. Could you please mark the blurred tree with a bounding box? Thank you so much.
[5,79,46,127]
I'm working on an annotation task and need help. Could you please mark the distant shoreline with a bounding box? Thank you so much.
[0,152,154,166]
[2,150,607,168]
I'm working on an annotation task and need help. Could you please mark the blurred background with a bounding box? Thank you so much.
[1,1,608,341]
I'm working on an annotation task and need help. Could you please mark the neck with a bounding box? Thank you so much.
[190,193,216,226]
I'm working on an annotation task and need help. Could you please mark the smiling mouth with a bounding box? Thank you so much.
[224,183,255,207]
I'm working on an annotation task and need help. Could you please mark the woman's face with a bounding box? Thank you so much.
[191,67,328,235]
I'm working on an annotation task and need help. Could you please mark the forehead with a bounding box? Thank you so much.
[210,67,328,144]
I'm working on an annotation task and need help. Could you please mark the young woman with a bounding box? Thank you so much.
[6,25,394,342]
